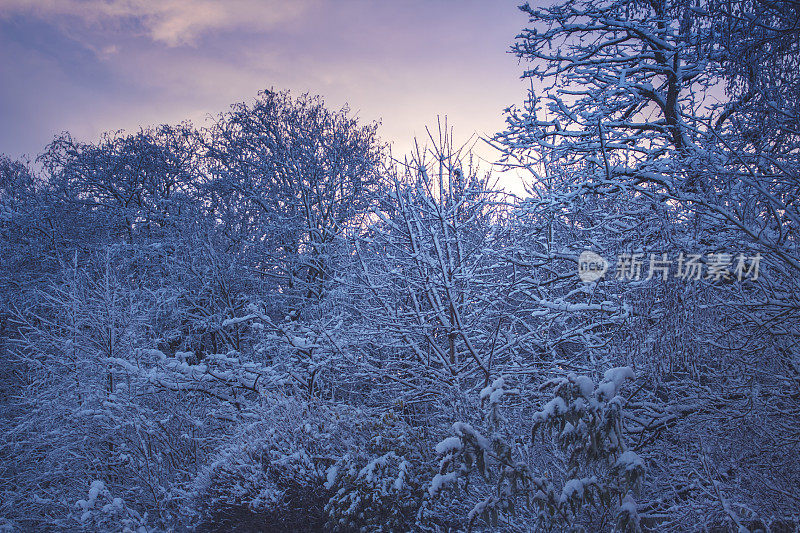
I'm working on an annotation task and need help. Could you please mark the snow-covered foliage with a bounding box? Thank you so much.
[426,370,643,531]
[188,397,433,531]
[70,480,151,532]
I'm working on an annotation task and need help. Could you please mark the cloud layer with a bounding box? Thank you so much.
[0,0,310,45]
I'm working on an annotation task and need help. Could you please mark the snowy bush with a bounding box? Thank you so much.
[427,370,644,531]
[190,399,343,531]
[189,397,435,532]
[323,410,434,532]
[324,451,420,532]
[69,480,150,532]
[529,368,645,531]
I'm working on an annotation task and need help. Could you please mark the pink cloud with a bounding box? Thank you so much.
[0,0,312,46]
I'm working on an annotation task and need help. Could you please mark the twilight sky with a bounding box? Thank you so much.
[0,0,532,177]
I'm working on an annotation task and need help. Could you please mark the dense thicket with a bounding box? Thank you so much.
[1,1,798,531]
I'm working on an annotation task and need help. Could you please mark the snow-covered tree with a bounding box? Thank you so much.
[350,123,512,413]
[202,90,383,316]
[495,0,800,528]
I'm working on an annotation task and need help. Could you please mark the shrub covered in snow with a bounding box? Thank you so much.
[69,480,150,533]
[188,396,435,532]
[427,370,644,531]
